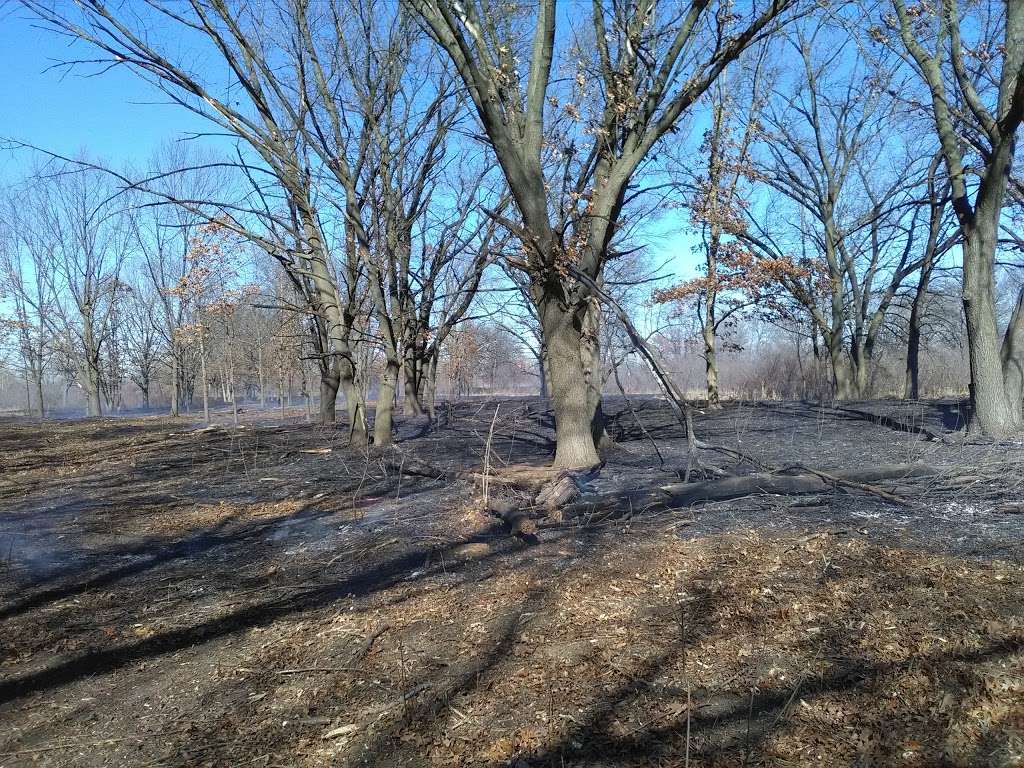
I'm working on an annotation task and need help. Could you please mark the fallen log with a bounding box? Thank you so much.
[661,473,829,506]
[828,463,940,483]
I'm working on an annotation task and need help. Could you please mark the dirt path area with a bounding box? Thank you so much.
[1,399,1022,767]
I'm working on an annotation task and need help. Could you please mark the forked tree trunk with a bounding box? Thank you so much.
[339,359,368,446]
[851,340,870,399]
[374,360,400,446]
[831,353,854,401]
[540,299,602,468]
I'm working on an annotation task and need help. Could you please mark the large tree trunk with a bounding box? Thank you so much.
[963,229,1021,436]
[540,299,602,468]
[373,360,400,447]
[402,352,426,416]
[84,357,103,418]
[850,339,870,399]
[1000,285,1024,426]
[830,349,855,401]
[904,291,926,400]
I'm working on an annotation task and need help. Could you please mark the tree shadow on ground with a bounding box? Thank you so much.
[0,511,541,706]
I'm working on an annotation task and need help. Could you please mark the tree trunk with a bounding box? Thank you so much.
[84,356,103,418]
[850,339,870,399]
[904,298,925,400]
[320,368,339,424]
[423,353,439,423]
[374,360,400,447]
[702,317,720,408]
[963,230,1020,436]
[537,350,548,399]
[1000,285,1024,426]
[170,350,180,417]
[338,357,368,445]
[904,256,935,401]
[229,357,238,426]
[199,333,210,424]
[258,346,266,408]
[30,355,45,419]
[540,299,602,468]
[35,371,45,419]
[403,353,426,416]
[832,355,855,401]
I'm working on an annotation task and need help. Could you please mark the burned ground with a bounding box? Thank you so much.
[0,399,1022,767]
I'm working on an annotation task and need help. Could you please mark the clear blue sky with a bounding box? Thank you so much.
[0,5,209,179]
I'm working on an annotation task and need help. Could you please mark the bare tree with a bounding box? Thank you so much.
[739,25,939,398]
[20,164,132,417]
[407,0,801,466]
[904,153,957,399]
[0,196,56,418]
[655,48,770,407]
[882,0,1024,433]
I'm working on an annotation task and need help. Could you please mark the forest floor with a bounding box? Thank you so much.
[1,397,1023,767]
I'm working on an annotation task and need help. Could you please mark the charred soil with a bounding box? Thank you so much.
[1,398,1022,767]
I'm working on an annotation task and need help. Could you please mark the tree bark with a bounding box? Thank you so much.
[374,360,400,447]
[702,316,720,408]
[1000,285,1024,426]
[170,350,180,417]
[34,366,45,419]
[963,230,1020,436]
[537,348,549,399]
[830,350,855,401]
[402,353,426,416]
[258,346,266,408]
[199,333,210,424]
[320,368,339,424]
[904,273,930,399]
[541,299,602,468]
[422,352,439,423]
